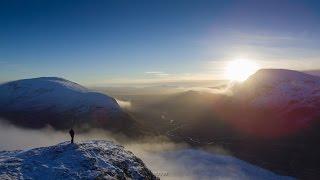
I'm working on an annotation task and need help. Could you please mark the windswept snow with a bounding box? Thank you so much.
[0,140,157,180]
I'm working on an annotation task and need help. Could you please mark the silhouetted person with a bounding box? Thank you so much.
[69,128,75,144]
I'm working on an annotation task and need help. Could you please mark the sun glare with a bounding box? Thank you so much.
[225,59,259,82]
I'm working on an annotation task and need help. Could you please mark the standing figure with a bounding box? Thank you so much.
[69,128,75,144]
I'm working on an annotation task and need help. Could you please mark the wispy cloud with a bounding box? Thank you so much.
[233,31,300,43]
[96,72,221,86]
[145,71,165,74]
[115,99,132,110]
[145,71,170,76]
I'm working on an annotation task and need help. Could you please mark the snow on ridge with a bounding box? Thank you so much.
[238,69,320,110]
[0,140,158,180]
[246,69,320,85]
[4,77,89,93]
[0,77,120,112]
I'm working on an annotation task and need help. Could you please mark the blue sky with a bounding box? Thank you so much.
[1,0,320,85]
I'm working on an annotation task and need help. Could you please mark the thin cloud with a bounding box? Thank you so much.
[145,71,165,74]
[115,99,132,110]
[145,71,170,77]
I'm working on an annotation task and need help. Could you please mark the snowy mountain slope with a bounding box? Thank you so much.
[0,140,158,180]
[227,69,320,137]
[0,77,120,113]
[238,69,320,111]
[0,77,138,132]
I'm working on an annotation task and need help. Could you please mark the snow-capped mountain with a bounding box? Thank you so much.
[0,77,120,113]
[0,77,138,133]
[228,69,320,137]
[0,140,157,179]
[238,69,320,111]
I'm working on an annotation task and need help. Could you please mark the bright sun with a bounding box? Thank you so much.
[225,59,259,82]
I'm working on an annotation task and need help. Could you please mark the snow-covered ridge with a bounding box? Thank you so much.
[0,140,158,180]
[238,69,320,110]
[0,77,120,112]
[245,69,320,87]
[0,77,89,94]
[226,69,320,136]
[0,77,132,129]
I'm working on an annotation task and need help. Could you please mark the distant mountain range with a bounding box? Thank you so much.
[0,77,141,136]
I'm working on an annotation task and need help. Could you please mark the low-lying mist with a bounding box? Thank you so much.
[0,119,284,180]
[0,120,115,150]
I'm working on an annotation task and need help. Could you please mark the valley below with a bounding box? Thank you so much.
[99,69,320,179]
